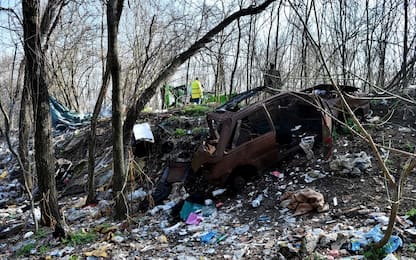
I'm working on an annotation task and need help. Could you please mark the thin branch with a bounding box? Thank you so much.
[0,6,22,25]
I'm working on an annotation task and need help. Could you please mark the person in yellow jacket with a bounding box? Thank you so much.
[190,77,203,104]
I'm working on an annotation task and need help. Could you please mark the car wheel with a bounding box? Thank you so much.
[231,174,246,192]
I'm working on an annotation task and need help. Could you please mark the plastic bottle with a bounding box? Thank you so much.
[251,194,263,208]
[212,188,226,197]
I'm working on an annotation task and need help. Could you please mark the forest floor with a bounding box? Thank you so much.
[0,100,416,259]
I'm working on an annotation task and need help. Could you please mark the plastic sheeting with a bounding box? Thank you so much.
[49,96,91,130]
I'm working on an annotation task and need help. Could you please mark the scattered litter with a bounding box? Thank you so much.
[304,231,320,254]
[366,116,380,123]
[280,188,327,216]
[163,222,182,234]
[330,151,372,176]
[251,194,263,208]
[157,235,168,244]
[200,231,216,243]
[133,123,155,142]
[185,212,203,225]
[212,188,226,197]
[369,212,390,225]
[270,170,282,178]
[0,171,8,180]
[234,225,250,235]
[304,170,326,183]
[128,188,147,201]
[84,245,110,258]
[398,127,412,133]
[299,136,315,160]
[150,200,177,215]
[405,227,416,236]
[23,231,34,239]
[112,235,125,243]
[350,225,402,254]
[383,253,399,260]
[179,201,204,220]
[258,215,270,222]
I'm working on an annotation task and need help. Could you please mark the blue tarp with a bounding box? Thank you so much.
[49,96,91,130]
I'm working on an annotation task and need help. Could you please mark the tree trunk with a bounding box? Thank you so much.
[19,68,32,190]
[107,0,127,220]
[86,64,110,204]
[402,0,408,89]
[246,15,253,90]
[229,18,241,97]
[22,0,65,237]
[265,4,274,64]
[301,2,312,89]
[274,1,282,67]
[365,0,371,91]
[123,0,276,142]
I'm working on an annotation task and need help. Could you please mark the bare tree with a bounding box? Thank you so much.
[106,0,128,219]
[22,0,65,236]
[86,2,110,205]
[402,0,409,89]
[230,18,241,97]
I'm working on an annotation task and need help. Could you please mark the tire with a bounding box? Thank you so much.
[231,174,246,192]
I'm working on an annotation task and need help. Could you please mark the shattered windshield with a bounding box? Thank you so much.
[215,87,277,112]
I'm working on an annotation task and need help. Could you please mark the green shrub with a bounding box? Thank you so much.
[17,243,36,256]
[364,246,385,260]
[34,228,48,239]
[406,208,416,222]
[174,128,186,136]
[191,127,208,136]
[404,142,415,153]
[63,230,96,246]
[38,245,50,255]
[183,105,210,116]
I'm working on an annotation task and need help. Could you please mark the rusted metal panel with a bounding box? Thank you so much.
[189,84,371,188]
[192,89,335,186]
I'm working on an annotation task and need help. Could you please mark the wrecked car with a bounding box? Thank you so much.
[302,84,371,120]
[191,87,333,189]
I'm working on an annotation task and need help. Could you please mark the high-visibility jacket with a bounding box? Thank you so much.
[191,80,203,99]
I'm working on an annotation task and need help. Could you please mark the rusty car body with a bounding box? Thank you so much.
[191,87,334,188]
[302,84,371,119]
[191,84,371,188]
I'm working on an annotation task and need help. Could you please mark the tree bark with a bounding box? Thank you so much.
[402,0,408,89]
[123,0,276,142]
[365,0,371,91]
[301,2,313,89]
[230,18,241,97]
[265,4,274,64]
[246,15,253,90]
[22,0,65,237]
[274,1,282,67]
[19,68,32,190]
[107,0,127,220]
[86,64,110,204]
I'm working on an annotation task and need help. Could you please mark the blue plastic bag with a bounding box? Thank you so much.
[383,236,403,254]
[200,231,217,243]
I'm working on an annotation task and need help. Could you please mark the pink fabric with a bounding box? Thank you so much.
[186,212,203,225]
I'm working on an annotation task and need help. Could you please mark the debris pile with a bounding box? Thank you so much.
[329,151,372,176]
[0,103,415,258]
